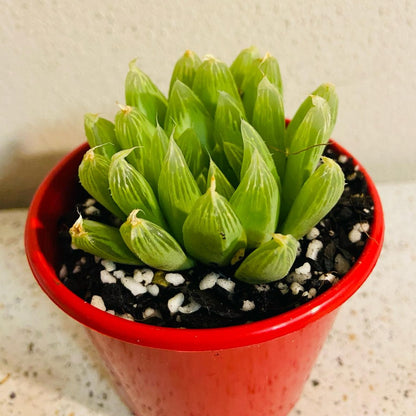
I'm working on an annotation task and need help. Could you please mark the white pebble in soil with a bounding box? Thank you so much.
[100,270,117,284]
[319,273,338,284]
[59,264,68,279]
[121,276,147,296]
[199,272,219,290]
[216,278,236,293]
[142,307,161,320]
[290,282,304,295]
[91,295,106,311]
[306,227,320,240]
[241,300,256,312]
[134,268,154,285]
[147,284,160,297]
[179,300,201,314]
[167,293,185,314]
[165,273,185,286]
[113,270,125,279]
[306,239,324,261]
[101,259,116,272]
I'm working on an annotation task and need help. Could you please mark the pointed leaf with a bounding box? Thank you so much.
[176,128,209,180]
[242,52,283,121]
[145,124,169,192]
[120,211,194,271]
[169,50,202,97]
[240,120,280,188]
[252,76,286,179]
[234,234,298,284]
[114,104,156,175]
[183,177,246,267]
[164,80,214,151]
[70,216,141,265]
[109,149,167,228]
[78,148,125,219]
[230,150,279,248]
[312,82,338,132]
[125,58,168,125]
[206,158,235,200]
[157,138,201,245]
[192,55,244,117]
[84,114,119,159]
[281,96,332,218]
[213,91,246,177]
[230,46,261,94]
[281,157,345,239]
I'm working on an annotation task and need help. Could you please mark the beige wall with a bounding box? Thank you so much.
[1,0,415,208]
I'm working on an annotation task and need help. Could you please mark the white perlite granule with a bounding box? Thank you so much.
[101,259,116,272]
[59,264,68,279]
[306,239,324,261]
[306,227,320,240]
[121,277,147,296]
[84,206,100,216]
[199,272,219,290]
[348,222,370,243]
[120,313,134,321]
[100,270,117,284]
[165,273,185,286]
[217,278,236,293]
[135,269,154,285]
[91,295,106,311]
[290,282,304,295]
[241,300,255,312]
[147,284,160,297]
[319,273,337,283]
[83,198,96,207]
[179,300,201,314]
[142,307,161,319]
[167,293,185,314]
[113,269,125,279]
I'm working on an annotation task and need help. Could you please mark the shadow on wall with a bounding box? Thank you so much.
[0,144,71,209]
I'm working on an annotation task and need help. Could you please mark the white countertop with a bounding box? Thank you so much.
[1,181,415,416]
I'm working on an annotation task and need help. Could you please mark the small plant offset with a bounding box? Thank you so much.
[70,46,344,285]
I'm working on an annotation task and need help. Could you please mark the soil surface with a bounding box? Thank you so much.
[58,145,374,328]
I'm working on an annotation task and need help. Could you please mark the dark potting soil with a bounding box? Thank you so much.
[57,145,374,329]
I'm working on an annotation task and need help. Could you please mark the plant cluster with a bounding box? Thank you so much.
[70,46,344,284]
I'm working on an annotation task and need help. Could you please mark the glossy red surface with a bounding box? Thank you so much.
[25,139,384,416]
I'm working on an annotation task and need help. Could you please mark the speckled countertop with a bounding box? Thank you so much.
[1,181,415,416]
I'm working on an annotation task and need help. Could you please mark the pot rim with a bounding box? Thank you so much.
[25,140,384,351]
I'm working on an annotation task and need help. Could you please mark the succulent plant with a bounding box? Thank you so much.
[70,47,345,284]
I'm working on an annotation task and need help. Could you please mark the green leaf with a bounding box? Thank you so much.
[108,149,167,228]
[78,148,125,219]
[114,104,156,175]
[120,211,194,271]
[157,137,201,245]
[70,215,141,265]
[183,177,246,267]
[240,120,280,188]
[176,128,209,180]
[125,58,168,126]
[164,80,214,151]
[230,150,279,249]
[213,91,246,178]
[252,76,286,179]
[230,46,261,94]
[84,114,119,159]
[241,52,283,121]
[281,157,345,239]
[169,50,202,97]
[234,234,298,284]
[206,158,235,200]
[145,124,169,192]
[192,55,244,117]
[312,82,338,132]
[281,95,332,219]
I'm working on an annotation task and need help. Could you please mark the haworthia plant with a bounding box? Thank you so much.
[71,47,345,284]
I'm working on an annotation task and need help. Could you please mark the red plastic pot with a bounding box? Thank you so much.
[25,140,384,416]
